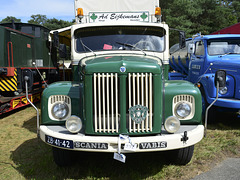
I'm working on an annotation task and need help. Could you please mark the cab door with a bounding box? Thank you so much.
[188,40,206,83]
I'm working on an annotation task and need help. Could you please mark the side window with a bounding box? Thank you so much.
[21,26,33,35]
[195,41,205,56]
[35,27,41,38]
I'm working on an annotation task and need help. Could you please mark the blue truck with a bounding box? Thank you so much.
[169,34,240,119]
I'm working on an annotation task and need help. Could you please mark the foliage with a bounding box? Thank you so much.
[0,16,21,23]
[27,14,74,30]
[44,18,73,30]
[27,14,73,30]
[160,0,239,46]
[28,14,47,25]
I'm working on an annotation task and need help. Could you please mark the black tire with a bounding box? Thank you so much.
[169,145,194,165]
[52,147,75,166]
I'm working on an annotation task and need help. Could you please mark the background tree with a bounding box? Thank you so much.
[44,18,73,30]
[28,14,47,25]
[27,14,73,30]
[160,0,239,46]
[0,16,21,23]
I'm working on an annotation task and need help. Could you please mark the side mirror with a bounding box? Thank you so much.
[22,69,33,89]
[53,31,59,48]
[215,70,226,88]
[59,44,67,58]
[187,43,195,54]
[179,31,186,49]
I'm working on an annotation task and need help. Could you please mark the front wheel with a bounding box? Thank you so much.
[52,147,76,166]
[169,145,194,165]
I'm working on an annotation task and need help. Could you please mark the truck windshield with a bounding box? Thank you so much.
[207,39,240,56]
[75,26,166,53]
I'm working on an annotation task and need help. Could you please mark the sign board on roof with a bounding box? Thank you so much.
[89,12,149,23]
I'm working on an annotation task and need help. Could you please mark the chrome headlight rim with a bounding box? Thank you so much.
[66,115,82,133]
[175,102,191,119]
[164,116,180,133]
[219,86,228,95]
[51,102,69,120]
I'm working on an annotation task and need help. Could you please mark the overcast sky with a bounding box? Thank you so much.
[0,0,75,22]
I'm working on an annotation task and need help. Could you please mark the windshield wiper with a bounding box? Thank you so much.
[221,52,240,57]
[80,39,96,56]
[116,42,146,56]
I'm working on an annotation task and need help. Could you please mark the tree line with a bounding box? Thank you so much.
[160,0,239,45]
[0,0,239,45]
[0,14,74,30]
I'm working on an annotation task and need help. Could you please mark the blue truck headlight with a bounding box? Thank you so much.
[66,115,82,133]
[164,116,180,133]
[51,103,69,119]
[219,86,228,95]
[175,103,191,118]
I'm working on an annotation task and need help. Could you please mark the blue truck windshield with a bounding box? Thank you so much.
[207,39,240,56]
[75,26,166,53]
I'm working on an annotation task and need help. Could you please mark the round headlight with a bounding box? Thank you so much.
[175,103,191,118]
[164,116,180,133]
[52,103,69,119]
[66,115,82,133]
[219,86,228,95]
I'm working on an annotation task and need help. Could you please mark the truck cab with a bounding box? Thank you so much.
[169,34,240,115]
[39,0,204,166]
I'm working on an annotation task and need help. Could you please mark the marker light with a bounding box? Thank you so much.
[155,7,161,16]
[77,8,84,17]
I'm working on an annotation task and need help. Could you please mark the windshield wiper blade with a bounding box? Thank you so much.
[116,42,146,56]
[221,52,240,56]
[80,39,96,56]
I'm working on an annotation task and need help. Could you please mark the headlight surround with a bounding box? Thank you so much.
[164,116,180,133]
[51,103,69,119]
[66,115,82,133]
[175,103,191,118]
[219,86,228,95]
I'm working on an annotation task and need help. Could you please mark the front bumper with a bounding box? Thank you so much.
[40,125,204,153]
[208,97,240,109]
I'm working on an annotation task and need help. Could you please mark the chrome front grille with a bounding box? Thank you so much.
[93,73,119,133]
[128,73,153,132]
[93,73,153,133]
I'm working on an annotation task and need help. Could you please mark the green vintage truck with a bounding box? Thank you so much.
[38,0,204,166]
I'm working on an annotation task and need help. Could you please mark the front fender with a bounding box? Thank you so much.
[164,80,202,124]
[41,81,81,124]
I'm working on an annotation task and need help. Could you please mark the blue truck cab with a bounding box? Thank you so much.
[169,34,240,114]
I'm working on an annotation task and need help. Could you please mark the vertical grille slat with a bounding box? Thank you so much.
[115,73,119,132]
[93,73,153,133]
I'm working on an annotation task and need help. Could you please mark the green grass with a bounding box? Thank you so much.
[0,106,240,180]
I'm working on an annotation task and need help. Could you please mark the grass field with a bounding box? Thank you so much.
[0,105,240,180]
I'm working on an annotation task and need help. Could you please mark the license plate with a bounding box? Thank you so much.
[139,141,167,149]
[45,135,73,149]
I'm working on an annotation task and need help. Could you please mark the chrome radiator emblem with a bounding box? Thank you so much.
[129,105,148,124]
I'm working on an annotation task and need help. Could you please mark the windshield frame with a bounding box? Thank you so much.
[207,38,240,56]
[74,25,166,53]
